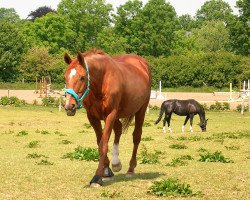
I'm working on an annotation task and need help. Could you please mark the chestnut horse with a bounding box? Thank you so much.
[64,49,151,187]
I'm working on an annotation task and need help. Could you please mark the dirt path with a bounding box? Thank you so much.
[0,89,243,109]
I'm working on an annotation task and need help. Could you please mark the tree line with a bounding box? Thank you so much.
[0,0,249,88]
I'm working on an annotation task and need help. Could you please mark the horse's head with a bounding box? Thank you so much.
[64,52,90,116]
[199,119,208,132]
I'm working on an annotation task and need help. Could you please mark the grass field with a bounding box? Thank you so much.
[0,106,249,200]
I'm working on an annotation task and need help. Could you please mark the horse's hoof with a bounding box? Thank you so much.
[103,167,114,177]
[112,162,122,172]
[125,172,134,178]
[90,183,102,188]
[89,175,103,187]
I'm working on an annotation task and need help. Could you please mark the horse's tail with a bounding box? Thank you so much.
[155,105,164,125]
[121,116,134,134]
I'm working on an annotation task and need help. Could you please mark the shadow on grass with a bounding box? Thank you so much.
[84,172,165,187]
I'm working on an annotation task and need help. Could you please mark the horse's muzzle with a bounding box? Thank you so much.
[65,104,76,116]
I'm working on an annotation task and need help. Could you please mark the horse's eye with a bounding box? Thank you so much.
[80,76,85,81]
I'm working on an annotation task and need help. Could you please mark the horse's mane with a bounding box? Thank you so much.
[82,48,106,57]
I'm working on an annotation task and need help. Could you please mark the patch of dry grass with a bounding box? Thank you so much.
[0,106,249,199]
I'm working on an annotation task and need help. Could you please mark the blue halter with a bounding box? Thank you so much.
[65,61,90,109]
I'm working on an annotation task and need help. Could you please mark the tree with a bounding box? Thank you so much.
[96,27,128,54]
[0,8,20,22]
[114,0,177,56]
[177,14,198,31]
[57,0,112,52]
[196,0,234,26]
[0,21,27,81]
[192,20,230,52]
[23,13,76,54]
[113,0,143,53]
[228,0,250,56]
[27,6,56,21]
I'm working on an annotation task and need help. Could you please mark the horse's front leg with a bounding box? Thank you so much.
[182,116,190,133]
[90,110,117,187]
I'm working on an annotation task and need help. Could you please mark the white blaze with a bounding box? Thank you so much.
[65,68,77,106]
[69,68,77,80]
[112,144,120,165]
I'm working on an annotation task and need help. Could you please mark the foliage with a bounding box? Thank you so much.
[62,146,99,162]
[195,0,234,26]
[198,150,234,163]
[0,96,26,106]
[147,178,200,197]
[148,51,248,88]
[141,136,154,141]
[26,153,48,159]
[192,20,230,52]
[36,159,54,165]
[100,190,121,198]
[0,21,27,81]
[60,140,72,145]
[27,6,56,21]
[0,8,20,22]
[169,143,187,149]
[139,145,161,164]
[16,130,28,136]
[23,13,76,54]
[57,0,112,52]
[42,97,60,107]
[228,0,250,56]
[236,104,249,112]
[209,101,230,111]
[27,141,40,148]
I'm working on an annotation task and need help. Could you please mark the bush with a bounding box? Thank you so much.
[209,101,230,111]
[147,178,201,197]
[62,146,99,162]
[42,96,60,107]
[198,151,233,163]
[0,96,26,106]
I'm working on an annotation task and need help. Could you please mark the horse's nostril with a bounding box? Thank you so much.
[71,104,76,109]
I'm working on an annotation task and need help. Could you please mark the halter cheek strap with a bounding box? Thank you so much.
[65,61,90,109]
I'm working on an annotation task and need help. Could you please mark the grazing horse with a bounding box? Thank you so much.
[64,49,151,187]
[155,99,208,133]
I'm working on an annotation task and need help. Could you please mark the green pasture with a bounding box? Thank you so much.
[0,106,249,199]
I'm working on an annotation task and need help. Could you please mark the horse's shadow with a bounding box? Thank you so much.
[84,172,165,187]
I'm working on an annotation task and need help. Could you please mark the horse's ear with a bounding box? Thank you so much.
[64,52,72,64]
[77,52,85,67]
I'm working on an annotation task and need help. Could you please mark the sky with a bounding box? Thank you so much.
[0,0,238,19]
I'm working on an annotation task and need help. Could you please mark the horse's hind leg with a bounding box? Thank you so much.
[127,104,147,177]
[182,116,190,132]
[189,114,194,132]
[166,113,172,133]
[111,119,122,172]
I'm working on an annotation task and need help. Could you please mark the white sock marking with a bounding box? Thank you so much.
[112,144,120,165]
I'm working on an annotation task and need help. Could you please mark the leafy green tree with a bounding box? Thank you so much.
[196,0,234,26]
[113,0,143,53]
[0,8,20,22]
[228,0,250,56]
[19,47,52,81]
[27,6,56,21]
[24,13,76,54]
[57,0,112,52]
[177,14,198,31]
[0,21,27,81]
[96,27,128,54]
[192,20,230,52]
[19,47,65,83]
[114,0,177,56]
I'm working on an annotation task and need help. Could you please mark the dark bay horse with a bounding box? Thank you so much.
[155,99,208,133]
[64,49,151,187]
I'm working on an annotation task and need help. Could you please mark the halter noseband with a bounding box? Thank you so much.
[65,61,90,109]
